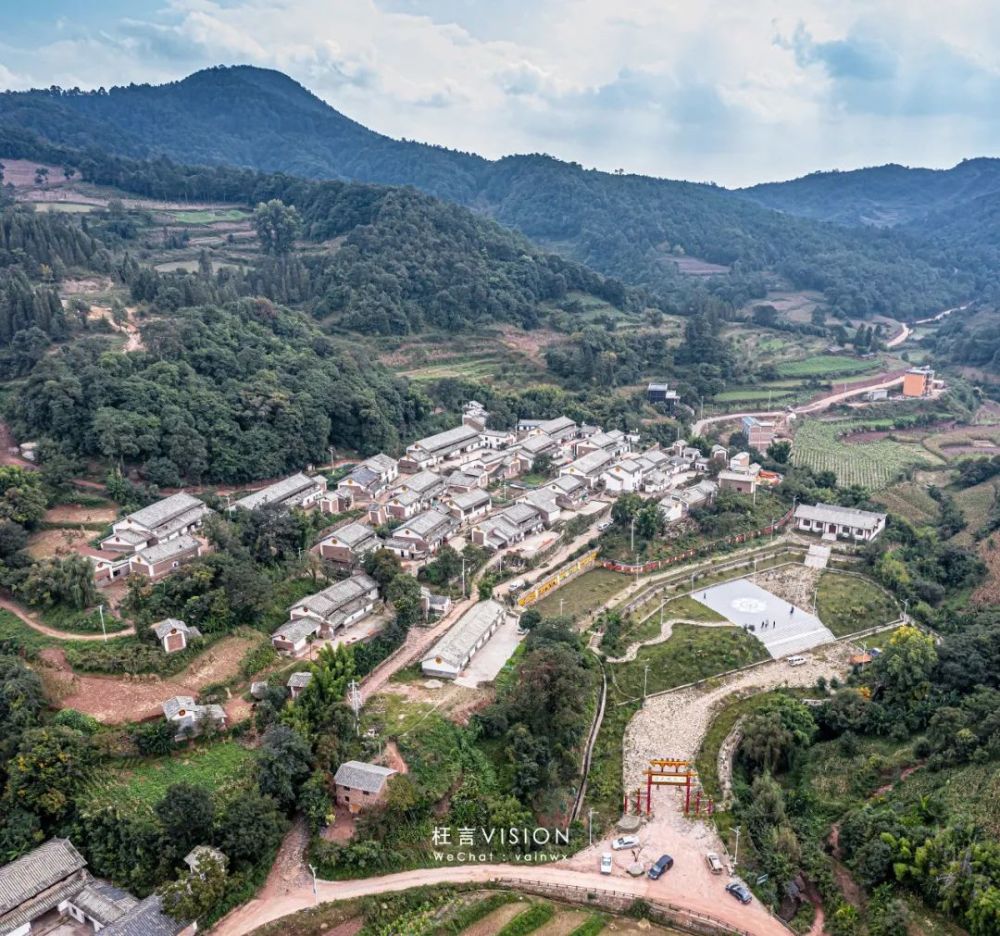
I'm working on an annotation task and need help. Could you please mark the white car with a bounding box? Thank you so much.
[600,852,613,874]
[597,520,612,532]
[787,655,807,667]
[611,835,639,851]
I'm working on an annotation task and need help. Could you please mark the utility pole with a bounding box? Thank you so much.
[559,597,565,617]
[461,556,467,598]
[630,515,636,552]
[733,826,741,867]
[643,662,650,703]
[98,604,107,642]
[349,680,362,735]
[328,446,335,469]
[588,807,596,846]
[309,864,318,903]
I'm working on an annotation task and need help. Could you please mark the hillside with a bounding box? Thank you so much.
[743,158,1000,227]
[0,65,974,320]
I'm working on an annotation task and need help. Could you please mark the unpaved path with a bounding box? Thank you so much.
[605,617,735,663]
[38,634,260,722]
[210,861,792,936]
[0,595,134,641]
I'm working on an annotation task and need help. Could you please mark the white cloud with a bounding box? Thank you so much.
[1,0,999,185]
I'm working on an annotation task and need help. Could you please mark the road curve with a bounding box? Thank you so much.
[0,595,135,641]
[210,862,791,936]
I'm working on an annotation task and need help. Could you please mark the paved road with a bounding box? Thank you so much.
[885,321,911,348]
[0,595,135,641]
[210,861,792,936]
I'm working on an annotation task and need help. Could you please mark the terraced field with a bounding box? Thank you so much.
[776,354,881,378]
[872,480,941,525]
[792,419,939,489]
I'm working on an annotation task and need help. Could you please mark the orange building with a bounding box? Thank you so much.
[902,367,933,398]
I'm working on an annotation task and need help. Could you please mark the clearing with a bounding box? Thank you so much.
[533,569,629,620]
[814,571,899,636]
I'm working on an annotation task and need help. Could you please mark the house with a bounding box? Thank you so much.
[481,428,516,450]
[531,416,577,441]
[384,488,423,521]
[446,489,492,524]
[421,600,507,678]
[399,470,447,503]
[710,444,729,463]
[794,503,887,542]
[0,839,194,936]
[575,430,629,459]
[673,479,719,511]
[718,469,758,495]
[333,761,397,814]
[647,382,680,408]
[420,587,453,619]
[100,493,212,555]
[658,497,685,523]
[232,472,327,512]
[330,464,386,509]
[641,470,670,494]
[498,502,544,536]
[445,469,486,493]
[603,459,644,493]
[517,432,558,467]
[318,522,382,566]
[384,508,456,560]
[548,474,590,509]
[903,367,934,398]
[275,574,380,650]
[741,416,777,449]
[76,546,125,587]
[470,515,523,549]
[151,618,201,653]
[518,487,562,526]
[559,449,613,489]
[401,425,482,471]
[462,400,490,431]
[129,534,203,581]
[161,695,227,740]
[361,453,399,484]
[287,671,313,699]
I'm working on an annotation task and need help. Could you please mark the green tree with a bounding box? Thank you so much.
[215,792,286,871]
[160,850,227,924]
[252,199,302,255]
[4,726,94,827]
[767,440,792,464]
[18,554,99,610]
[873,625,938,708]
[154,783,215,865]
[257,725,312,813]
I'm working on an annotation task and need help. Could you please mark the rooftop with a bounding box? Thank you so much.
[324,521,378,548]
[795,503,887,530]
[272,617,321,643]
[0,839,86,918]
[333,760,397,793]
[423,600,506,669]
[564,449,612,475]
[233,472,323,511]
[409,424,480,455]
[150,618,189,640]
[401,470,445,495]
[292,574,379,620]
[124,493,208,533]
[100,894,189,936]
[133,534,200,566]
[400,508,454,539]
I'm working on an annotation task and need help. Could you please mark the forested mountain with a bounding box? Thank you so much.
[743,159,1000,227]
[0,65,975,320]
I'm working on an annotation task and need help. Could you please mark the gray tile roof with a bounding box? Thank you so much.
[449,489,490,511]
[161,696,197,720]
[70,881,138,927]
[563,449,612,476]
[400,508,453,540]
[150,619,189,640]
[340,465,381,489]
[234,473,325,511]
[409,424,480,455]
[99,895,189,936]
[519,433,556,454]
[795,503,886,530]
[423,600,506,670]
[401,470,445,495]
[0,839,87,917]
[290,574,378,622]
[133,535,200,567]
[333,760,397,793]
[537,416,576,435]
[287,671,314,689]
[324,522,378,549]
[271,617,321,643]
[124,493,206,532]
[362,453,398,476]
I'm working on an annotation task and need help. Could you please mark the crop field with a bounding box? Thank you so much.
[713,386,797,404]
[533,568,629,620]
[165,208,250,224]
[792,419,938,489]
[776,354,880,378]
[32,201,96,213]
[399,353,513,381]
[87,741,255,816]
[921,423,1000,461]
[951,479,999,544]
[872,480,941,525]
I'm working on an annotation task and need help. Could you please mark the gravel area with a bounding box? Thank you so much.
[754,565,822,611]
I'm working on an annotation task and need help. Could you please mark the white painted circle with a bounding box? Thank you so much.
[732,597,767,613]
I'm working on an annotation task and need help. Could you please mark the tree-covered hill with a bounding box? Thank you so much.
[742,158,1000,228]
[0,65,975,320]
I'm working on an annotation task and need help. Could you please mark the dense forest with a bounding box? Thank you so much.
[0,66,976,321]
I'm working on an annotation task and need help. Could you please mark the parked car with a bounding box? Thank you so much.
[786,655,806,667]
[648,854,674,879]
[597,520,612,532]
[705,852,724,874]
[726,882,753,904]
[611,835,639,851]
[600,852,613,875]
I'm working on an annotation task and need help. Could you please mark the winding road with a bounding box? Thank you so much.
[0,595,135,641]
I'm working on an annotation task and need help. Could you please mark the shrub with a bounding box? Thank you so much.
[52,708,100,734]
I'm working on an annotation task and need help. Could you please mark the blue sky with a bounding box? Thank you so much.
[1,0,999,186]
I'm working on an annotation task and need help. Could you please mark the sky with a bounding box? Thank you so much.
[2,0,1000,186]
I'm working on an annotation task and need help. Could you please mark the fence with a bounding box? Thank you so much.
[516,548,600,607]
[600,508,795,576]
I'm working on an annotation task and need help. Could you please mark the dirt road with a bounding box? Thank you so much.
[210,860,792,936]
[0,595,134,641]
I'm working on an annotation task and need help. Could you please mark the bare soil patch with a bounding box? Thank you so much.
[27,527,94,559]
[461,902,529,936]
[499,327,563,363]
[39,634,261,723]
[322,921,362,936]
[971,535,1000,607]
[753,565,822,611]
[534,909,590,934]
[2,159,71,188]
[44,503,117,524]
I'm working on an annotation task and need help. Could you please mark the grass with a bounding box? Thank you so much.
[660,595,727,622]
[568,915,607,936]
[872,480,941,525]
[714,387,797,403]
[39,604,125,635]
[585,698,639,828]
[776,355,880,378]
[0,609,55,654]
[533,569,629,620]
[167,208,249,224]
[814,571,899,637]
[611,624,768,700]
[951,479,999,542]
[88,741,255,816]
[792,419,937,490]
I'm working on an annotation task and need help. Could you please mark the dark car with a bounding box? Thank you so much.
[647,854,674,879]
[726,882,753,905]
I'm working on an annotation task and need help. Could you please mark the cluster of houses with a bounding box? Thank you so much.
[0,838,195,936]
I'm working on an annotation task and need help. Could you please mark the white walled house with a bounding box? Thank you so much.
[794,503,886,542]
[421,600,507,679]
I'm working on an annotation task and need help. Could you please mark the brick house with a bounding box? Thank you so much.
[128,535,203,581]
[151,618,201,653]
[333,761,397,814]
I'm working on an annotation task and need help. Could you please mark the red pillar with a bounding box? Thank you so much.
[695,790,701,815]
[684,775,691,814]
[646,773,653,815]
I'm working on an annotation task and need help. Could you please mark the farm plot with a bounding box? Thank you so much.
[872,480,942,525]
[776,354,881,378]
[791,419,939,489]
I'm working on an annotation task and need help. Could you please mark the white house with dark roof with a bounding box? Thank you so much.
[129,535,203,581]
[318,522,382,566]
[161,695,227,740]
[399,469,447,501]
[333,761,397,813]
[559,449,613,489]
[603,458,644,493]
[384,488,423,521]
[470,514,523,549]
[150,618,201,654]
[794,503,886,542]
[421,600,507,679]
[548,474,589,509]
[518,487,562,526]
[330,464,385,511]
[361,453,398,484]
[232,472,327,513]
[531,416,578,441]
[100,493,212,556]
[445,489,492,525]
[384,508,456,560]
[400,425,482,471]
